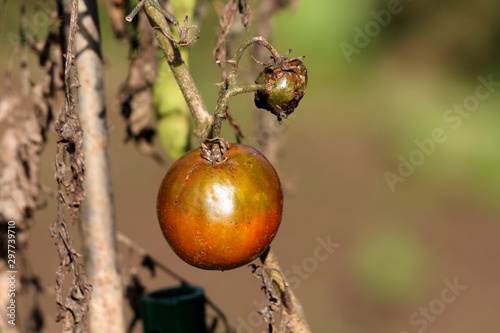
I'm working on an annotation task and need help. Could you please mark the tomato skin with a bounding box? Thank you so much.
[254,59,308,121]
[157,144,283,270]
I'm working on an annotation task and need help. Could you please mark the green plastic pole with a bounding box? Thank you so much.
[140,285,207,333]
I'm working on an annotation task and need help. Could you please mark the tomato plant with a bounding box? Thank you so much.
[157,144,283,270]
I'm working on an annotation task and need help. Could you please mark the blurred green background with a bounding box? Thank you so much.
[1,0,500,332]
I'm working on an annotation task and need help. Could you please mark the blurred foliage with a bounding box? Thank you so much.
[272,0,500,205]
[351,225,430,304]
[270,0,500,319]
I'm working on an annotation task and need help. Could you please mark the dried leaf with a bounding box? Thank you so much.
[213,0,238,77]
[107,0,127,38]
[50,1,92,331]
[140,255,157,277]
[118,11,163,163]
[0,2,67,332]
[124,274,146,333]
[238,0,251,29]
[250,264,282,332]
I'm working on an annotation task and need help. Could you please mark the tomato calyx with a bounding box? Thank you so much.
[253,49,304,72]
[201,137,230,166]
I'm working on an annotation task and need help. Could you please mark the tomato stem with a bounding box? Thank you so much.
[141,1,213,138]
[260,248,312,332]
[209,37,283,164]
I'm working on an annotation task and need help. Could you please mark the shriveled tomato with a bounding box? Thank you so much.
[157,144,283,270]
[254,57,308,121]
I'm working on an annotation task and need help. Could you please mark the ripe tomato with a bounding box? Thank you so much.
[157,144,283,270]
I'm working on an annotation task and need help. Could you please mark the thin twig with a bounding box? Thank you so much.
[127,0,177,23]
[125,0,146,22]
[117,232,187,284]
[207,36,282,163]
[213,36,282,112]
[260,248,312,333]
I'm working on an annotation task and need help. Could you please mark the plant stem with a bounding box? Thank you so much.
[226,36,282,87]
[210,36,281,160]
[143,1,212,137]
[211,83,267,138]
[72,0,125,331]
[260,248,312,333]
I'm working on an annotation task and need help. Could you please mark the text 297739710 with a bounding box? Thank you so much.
[6,220,17,326]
